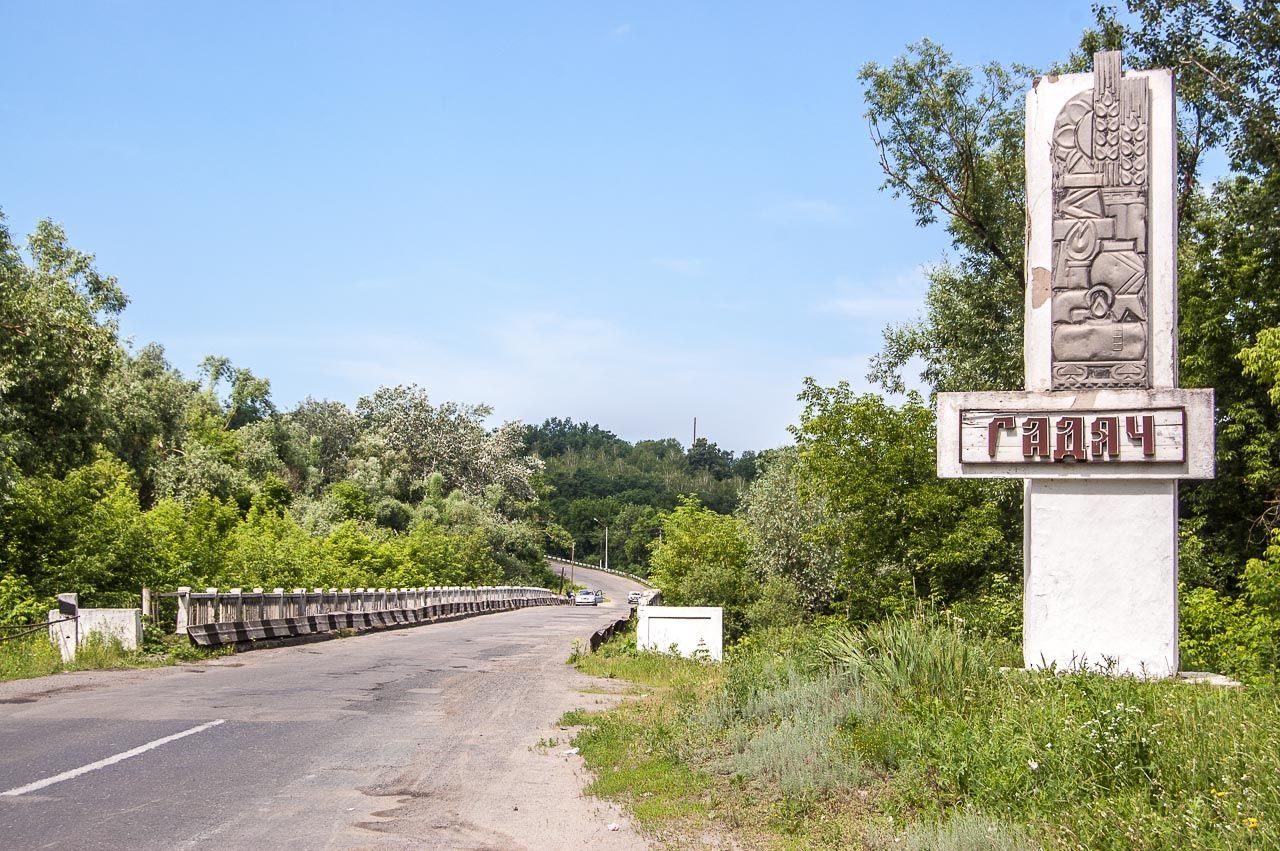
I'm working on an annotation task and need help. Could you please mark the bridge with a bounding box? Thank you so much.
[0,566,650,850]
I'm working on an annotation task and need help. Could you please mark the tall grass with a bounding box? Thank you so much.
[820,615,995,710]
[0,633,63,681]
[572,615,1280,849]
[0,630,217,683]
[897,811,1034,851]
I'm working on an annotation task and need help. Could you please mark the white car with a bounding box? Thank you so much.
[627,591,643,605]
[574,589,598,606]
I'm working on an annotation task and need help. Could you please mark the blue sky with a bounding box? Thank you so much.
[1,2,1101,451]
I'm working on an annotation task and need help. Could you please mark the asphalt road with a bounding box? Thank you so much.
[0,567,649,850]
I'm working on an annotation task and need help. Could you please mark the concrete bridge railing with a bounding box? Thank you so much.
[169,585,562,647]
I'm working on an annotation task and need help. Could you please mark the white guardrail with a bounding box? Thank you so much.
[169,585,563,647]
[546,558,654,588]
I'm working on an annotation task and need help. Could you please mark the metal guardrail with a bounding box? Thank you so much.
[547,558,654,588]
[590,613,635,652]
[0,616,78,645]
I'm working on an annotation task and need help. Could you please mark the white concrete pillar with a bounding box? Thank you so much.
[1025,479,1179,675]
[175,587,191,634]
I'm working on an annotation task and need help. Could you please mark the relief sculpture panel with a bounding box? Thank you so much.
[1050,51,1150,389]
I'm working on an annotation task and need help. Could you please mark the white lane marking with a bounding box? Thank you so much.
[1,719,227,797]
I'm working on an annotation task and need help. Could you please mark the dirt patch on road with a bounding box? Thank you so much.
[334,653,646,850]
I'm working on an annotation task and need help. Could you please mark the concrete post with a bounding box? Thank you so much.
[203,588,217,625]
[175,587,191,634]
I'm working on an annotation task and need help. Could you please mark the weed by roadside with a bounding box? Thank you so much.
[565,616,1280,850]
[1,626,229,684]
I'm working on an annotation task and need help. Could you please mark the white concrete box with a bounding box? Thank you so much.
[637,606,722,661]
[48,608,143,663]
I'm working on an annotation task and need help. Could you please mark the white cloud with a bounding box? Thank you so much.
[760,199,852,227]
[652,256,706,277]
[820,295,923,319]
[162,300,928,452]
[807,353,929,402]
[818,266,928,321]
[267,310,800,452]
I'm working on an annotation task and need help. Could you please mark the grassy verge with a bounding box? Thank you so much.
[0,624,229,684]
[565,618,1280,849]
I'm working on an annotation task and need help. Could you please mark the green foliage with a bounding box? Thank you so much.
[1176,177,1280,577]
[0,454,160,606]
[650,497,757,640]
[738,447,839,617]
[525,418,761,573]
[0,633,62,681]
[946,572,1023,644]
[102,343,196,505]
[198,355,275,430]
[1180,528,1280,684]
[0,571,47,623]
[794,384,1020,620]
[1180,585,1278,684]
[0,215,126,479]
[574,619,1280,849]
[328,480,373,521]
[744,574,806,633]
[143,494,240,588]
[859,41,1028,395]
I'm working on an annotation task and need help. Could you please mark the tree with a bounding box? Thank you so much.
[286,398,361,492]
[0,454,161,606]
[738,447,838,616]
[356,385,541,504]
[859,41,1030,395]
[794,382,1020,620]
[609,502,665,573]
[650,496,756,640]
[686,438,734,480]
[0,215,127,481]
[197,356,275,430]
[102,343,196,506]
[1175,179,1280,581]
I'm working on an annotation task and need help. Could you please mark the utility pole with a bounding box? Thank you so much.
[593,517,609,573]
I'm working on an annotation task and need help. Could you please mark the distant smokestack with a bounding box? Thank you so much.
[692,416,697,446]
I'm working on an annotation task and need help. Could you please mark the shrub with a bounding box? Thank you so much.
[0,572,48,623]
[897,811,1034,851]
[821,614,994,712]
[1180,584,1278,684]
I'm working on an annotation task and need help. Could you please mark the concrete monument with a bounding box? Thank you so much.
[936,52,1215,677]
